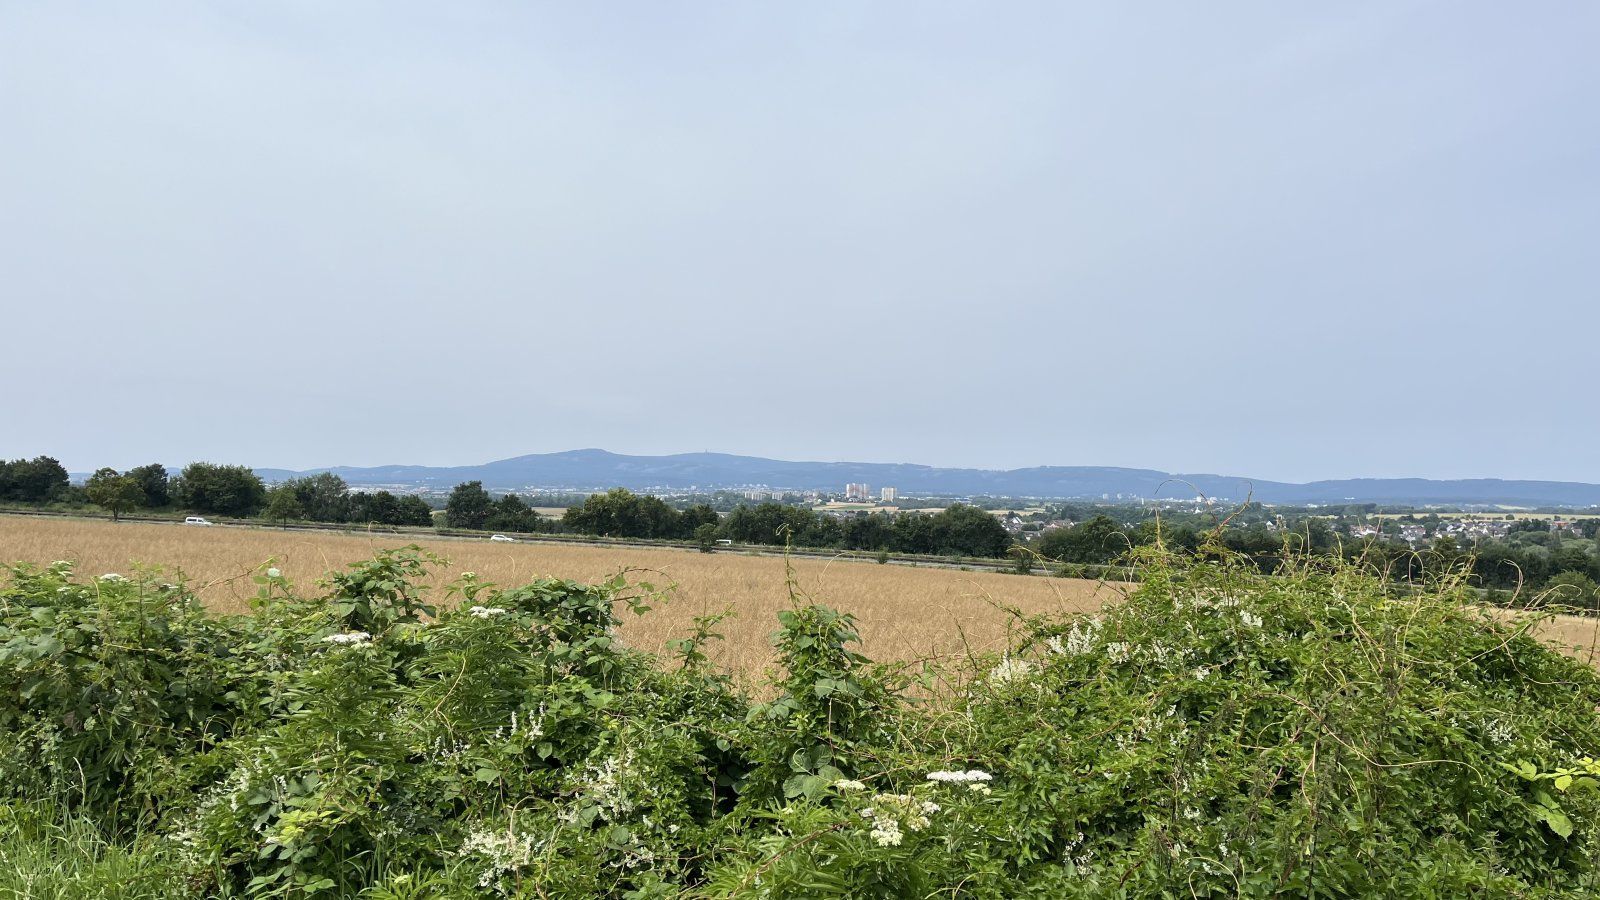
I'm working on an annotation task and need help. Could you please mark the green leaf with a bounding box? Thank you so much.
[1535,804,1574,839]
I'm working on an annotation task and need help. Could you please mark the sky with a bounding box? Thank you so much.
[2,2,1597,483]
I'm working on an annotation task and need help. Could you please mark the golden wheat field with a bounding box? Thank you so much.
[0,515,1121,678]
[5,514,1598,673]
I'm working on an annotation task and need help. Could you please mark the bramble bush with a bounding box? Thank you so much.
[3,543,1600,897]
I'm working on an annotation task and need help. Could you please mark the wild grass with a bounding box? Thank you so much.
[0,804,192,900]
[0,514,1120,678]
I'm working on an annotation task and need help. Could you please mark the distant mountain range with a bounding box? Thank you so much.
[254,449,1600,508]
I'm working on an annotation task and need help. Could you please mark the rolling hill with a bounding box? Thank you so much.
[255,449,1600,507]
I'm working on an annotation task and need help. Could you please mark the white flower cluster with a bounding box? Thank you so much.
[859,793,939,847]
[610,830,657,871]
[1063,830,1094,871]
[1239,610,1263,629]
[1486,718,1514,746]
[492,709,544,741]
[1048,617,1103,656]
[322,631,373,647]
[1105,642,1132,664]
[987,657,1036,685]
[423,735,472,763]
[833,779,867,792]
[468,606,508,618]
[266,567,282,578]
[460,825,542,890]
[926,769,992,783]
[581,749,638,820]
[928,769,993,795]
[99,573,126,582]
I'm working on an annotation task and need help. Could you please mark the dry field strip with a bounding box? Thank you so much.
[3,514,1596,674]
[0,515,1119,678]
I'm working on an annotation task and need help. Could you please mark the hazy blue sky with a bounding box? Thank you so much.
[3,3,1596,482]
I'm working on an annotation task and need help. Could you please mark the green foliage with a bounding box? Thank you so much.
[173,463,266,516]
[444,481,493,530]
[482,493,545,533]
[0,561,243,821]
[284,473,350,524]
[85,469,145,521]
[719,503,839,548]
[262,485,303,526]
[126,464,170,508]
[0,455,70,503]
[745,602,890,805]
[320,545,440,634]
[694,523,719,553]
[1035,513,1127,564]
[5,549,1600,897]
[0,803,195,899]
[564,488,693,540]
[1545,571,1599,608]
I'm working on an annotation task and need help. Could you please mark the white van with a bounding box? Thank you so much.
[184,516,215,527]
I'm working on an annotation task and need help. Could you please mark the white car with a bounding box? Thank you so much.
[184,516,215,527]
[489,534,516,543]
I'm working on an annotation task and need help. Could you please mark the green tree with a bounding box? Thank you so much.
[348,490,397,525]
[485,493,540,533]
[0,456,69,503]
[694,522,719,553]
[678,503,720,538]
[263,484,304,527]
[288,472,351,523]
[842,513,895,551]
[927,503,1013,557]
[1551,542,1598,580]
[395,495,435,527]
[1036,515,1125,565]
[562,488,682,539]
[445,481,494,529]
[173,462,266,515]
[1545,571,1599,612]
[125,463,169,507]
[84,468,143,521]
[720,502,832,547]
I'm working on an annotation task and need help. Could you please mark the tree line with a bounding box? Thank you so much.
[0,457,434,528]
[538,488,1015,558]
[262,472,434,528]
[1032,512,1600,611]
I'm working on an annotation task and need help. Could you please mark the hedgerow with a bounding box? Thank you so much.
[3,545,1599,897]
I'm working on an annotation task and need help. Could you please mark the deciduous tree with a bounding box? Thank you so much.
[84,468,143,521]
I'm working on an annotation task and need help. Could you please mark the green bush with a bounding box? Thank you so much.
[3,546,1599,897]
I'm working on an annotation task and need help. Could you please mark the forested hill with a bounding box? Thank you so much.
[255,449,1600,507]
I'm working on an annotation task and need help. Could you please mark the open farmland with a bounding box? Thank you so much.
[5,513,1598,669]
[0,514,1121,677]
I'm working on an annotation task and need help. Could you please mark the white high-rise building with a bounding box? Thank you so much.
[844,482,871,501]
[880,487,898,502]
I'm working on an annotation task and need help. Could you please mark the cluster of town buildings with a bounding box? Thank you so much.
[843,483,897,502]
[1346,516,1592,546]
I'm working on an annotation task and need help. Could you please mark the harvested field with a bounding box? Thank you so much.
[0,515,1119,678]
[6,514,1596,673]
